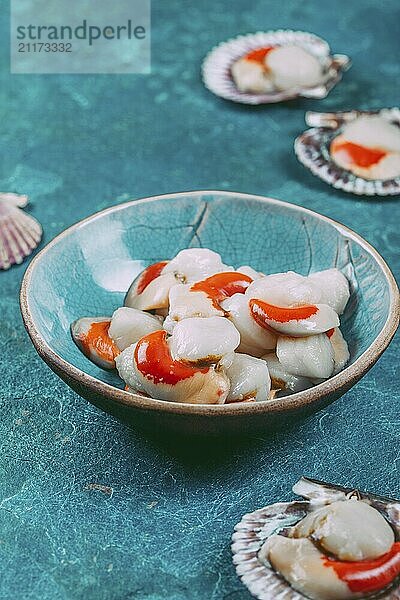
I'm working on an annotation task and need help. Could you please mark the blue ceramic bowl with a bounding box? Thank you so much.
[20,191,399,435]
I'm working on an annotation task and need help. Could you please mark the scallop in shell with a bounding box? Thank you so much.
[232,476,400,599]
[294,108,400,196]
[0,192,42,270]
[202,30,351,105]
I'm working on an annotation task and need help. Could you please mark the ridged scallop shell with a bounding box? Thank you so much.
[201,30,351,105]
[232,476,400,599]
[0,193,42,270]
[294,108,400,196]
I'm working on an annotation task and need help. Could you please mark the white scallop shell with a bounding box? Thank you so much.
[232,477,400,599]
[294,108,400,196]
[202,30,351,105]
[0,193,42,270]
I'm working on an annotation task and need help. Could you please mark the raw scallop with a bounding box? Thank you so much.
[246,271,321,307]
[308,268,350,315]
[249,299,339,337]
[231,58,274,94]
[115,343,146,393]
[330,328,350,373]
[267,45,323,90]
[118,330,230,404]
[261,536,351,600]
[225,353,270,402]
[169,316,240,364]
[163,248,231,283]
[294,498,395,561]
[71,317,119,370]
[276,333,335,379]
[125,271,178,311]
[221,293,276,354]
[168,284,224,321]
[262,352,314,393]
[109,307,162,351]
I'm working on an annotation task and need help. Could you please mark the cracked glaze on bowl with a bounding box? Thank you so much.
[20,191,399,435]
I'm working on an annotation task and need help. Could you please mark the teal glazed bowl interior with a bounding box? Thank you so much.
[20,191,399,435]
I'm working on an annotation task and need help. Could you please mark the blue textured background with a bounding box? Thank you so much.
[0,0,399,598]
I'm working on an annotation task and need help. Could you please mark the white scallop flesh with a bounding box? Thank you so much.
[169,316,240,363]
[330,328,350,374]
[109,307,163,351]
[125,272,178,311]
[231,57,275,94]
[116,341,230,404]
[260,536,352,600]
[221,294,276,352]
[267,45,323,91]
[237,265,264,280]
[276,333,335,379]
[168,283,223,321]
[340,115,400,153]
[262,353,314,393]
[162,248,232,284]
[307,268,350,314]
[115,343,146,393]
[225,353,270,402]
[252,301,339,337]
[219,351,235,370]
[366,152,400,180]
[163,314,176,335]
[246,271,321,307]
[294,498,395,561]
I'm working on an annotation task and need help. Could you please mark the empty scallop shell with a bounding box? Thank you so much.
[232,476,400,599]
[0,193,42,270]
[201,30,351,105]
[294,108,400,196]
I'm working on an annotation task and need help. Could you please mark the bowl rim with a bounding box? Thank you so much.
[20,190,400,418]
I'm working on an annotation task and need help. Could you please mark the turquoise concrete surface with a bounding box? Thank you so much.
[0,0,399,598]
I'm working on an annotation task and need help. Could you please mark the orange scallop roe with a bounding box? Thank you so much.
[136,261,168,295]
[249,298,318,327]
[134,330,209,386]
[331,138,387,168]
[191,271,253,309]
[244,46,275,64]
[324,542,400,594]
[83,320,120,363]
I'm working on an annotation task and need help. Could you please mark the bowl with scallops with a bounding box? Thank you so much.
[20,191,399,435]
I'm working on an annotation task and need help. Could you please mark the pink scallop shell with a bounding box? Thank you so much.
[232,477,400,599]
[202,30,351,105]
[0,194,42,270]
[294,108,400,196]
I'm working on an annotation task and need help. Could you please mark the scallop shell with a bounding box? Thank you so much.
[0,193,42,270]
[232,476,400,599]
[294,108,400,196]
[201,30,351,105]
